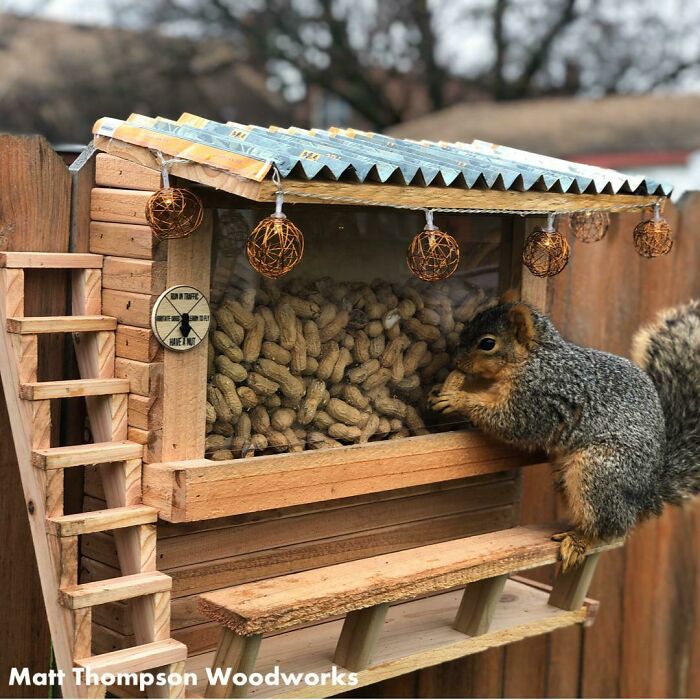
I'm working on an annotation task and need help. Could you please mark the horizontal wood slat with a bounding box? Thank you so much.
[95,153,162,191]
[7,315,116,334]
[0,251,103,268]
[60,571,171,609]
[74,639,187,676]
[143,431,542,521]
[33,440,143,469]
[198,525,619,636]
[115,324,163,363]
[90,187,153,226]
[102,256,167,295]
[20,378,130,400]
[89,221,163,261]
[102,289,156,328]
[47,505,158,537]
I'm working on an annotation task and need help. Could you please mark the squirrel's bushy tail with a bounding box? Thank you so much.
[632,300,700,503]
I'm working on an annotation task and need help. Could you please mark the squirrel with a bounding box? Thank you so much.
[429,292,700,571]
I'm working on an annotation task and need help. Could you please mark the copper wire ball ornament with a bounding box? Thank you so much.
[522,213,570,277]
[145,187,204,240]
[406,210,460,282]
[246,191,304,279]
[570,210,610,243]
[633,203,673,258]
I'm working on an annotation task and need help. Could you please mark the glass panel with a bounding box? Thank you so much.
[206,206,506,459]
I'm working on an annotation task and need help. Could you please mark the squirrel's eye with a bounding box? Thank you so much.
[478,336,497,351]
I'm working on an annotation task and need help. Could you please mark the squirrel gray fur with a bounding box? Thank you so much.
[430,295,700,570]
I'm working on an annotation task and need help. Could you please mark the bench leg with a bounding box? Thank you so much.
[205,630,262,699]
[333,603,390,672]
[549,552,601,610]
[453,574,508,636]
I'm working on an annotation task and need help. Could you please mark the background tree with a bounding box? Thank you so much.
[123,0,700,130]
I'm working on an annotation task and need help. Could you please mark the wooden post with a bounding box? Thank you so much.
[160,214,212,461]
[205,630,262,699]
[333,603,390,672]
[453,574,508,636]
[549,552,601,611]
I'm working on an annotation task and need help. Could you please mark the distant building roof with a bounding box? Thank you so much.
[93,112,672,196]
[387,94,700,164]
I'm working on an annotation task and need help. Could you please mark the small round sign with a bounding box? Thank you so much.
[151,285,211,352]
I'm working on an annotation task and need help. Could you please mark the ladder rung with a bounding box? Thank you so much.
[74,639,187,676]
[47,505,158,536]
[7,315,117,334]
[32,440,143,469]
[0,252,103,269]
[20,378,129,400]
[60,571,172,610]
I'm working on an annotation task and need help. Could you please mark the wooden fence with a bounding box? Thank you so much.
[0,136,698,698]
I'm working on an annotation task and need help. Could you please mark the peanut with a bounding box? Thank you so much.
[298,379,326,425]
[366,320,384,338]
[397,298,416,319]
[312,410,334,431]
[214,307,245,344]
[369,334,385,359]
[216,355,247,383]
[271,408,296,431]
[303,320,322,357]
[330,347,352,384]
[261,341,292,365]
[282,294,320,319]
[211,330,244,363]
[404,318,441,343]
[205,434,229,450]
[352,331,370,363]
[209,449,234,461]
[290,318,307,373]
[237,386,258,410]
[212,420,233,437]
[373,395,408,419]
[246,371,279,397]
[318,303,337,328]
[319,309,350,342]
[207,385,233,423]
[256,358,305,401]
[362,368,392,391]
[347,359,380,384]
[243,315,265,362]
[417,307,440,325]
[342,384,370,411]
[235,412,252,441]
[308,431,343,450]
[205,402,216,424]
[317,341,340,381]
[267,430,289,452]
[328,423,362,441]
[214,373,242,423]
[359,413,380,443]
[327,398,367,427]
[250,405,271,434]
[275,303,297,349]
[302,357,319,375]
[405,406,428,435]
[259,306,280,342]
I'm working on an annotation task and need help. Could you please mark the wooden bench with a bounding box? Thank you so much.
[198,525,620,698]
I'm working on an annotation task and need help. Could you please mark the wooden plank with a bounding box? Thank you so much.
[128,393,163,431]
[333,604,389,672]
[72,608,93,660]
[102,289,156,328]
[19,378,130,400]
[197,526,620,635]
[453,574,509,636]
[89,221,162,261]
[74,639,187,676]
[103,256,167,295]
[61,571,171,609]
[7,315,116,334]
[90,187,153,225]
[32,440,143,469]
[0,252,103,268]
[69,142,97,253]
[115,358,163,398]
[205,631,262,699]
[116,324,163,363]
[143,430,541,521]
[46,505,158,537]
[95,153,163,191]
[128,426,163,464]
[161,213,212,461]
[82,504,518,599]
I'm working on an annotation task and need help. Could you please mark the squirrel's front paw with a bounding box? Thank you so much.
[429,390,461,415]
[556,531,591,572]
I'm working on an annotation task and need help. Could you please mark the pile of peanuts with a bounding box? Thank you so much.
[205,276,493,459]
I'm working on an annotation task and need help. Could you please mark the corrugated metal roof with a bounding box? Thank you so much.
[93,113,672,197]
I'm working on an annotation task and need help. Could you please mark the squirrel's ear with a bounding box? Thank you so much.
[507,303,536,347]
[499,289,519,305]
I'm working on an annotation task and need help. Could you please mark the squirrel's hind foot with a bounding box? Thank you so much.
[553,530,592,572]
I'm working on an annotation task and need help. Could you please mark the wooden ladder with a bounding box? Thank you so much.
[0,252,186,698]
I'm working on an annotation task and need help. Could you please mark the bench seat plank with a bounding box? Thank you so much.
[198,525,619,636]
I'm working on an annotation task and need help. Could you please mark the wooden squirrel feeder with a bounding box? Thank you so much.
[0,117,671,698]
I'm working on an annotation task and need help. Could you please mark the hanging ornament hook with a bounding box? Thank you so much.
[424,209,437,231]
[271,165,286,219]
[545,212,556,233]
